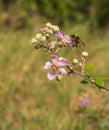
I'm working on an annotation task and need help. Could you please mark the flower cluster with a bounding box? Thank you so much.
[32,33,46,44]
[41,22,59,36]
[31,23,89,80]
[31,23,74,52]
[31,22,60,49]
[31,22,109,91]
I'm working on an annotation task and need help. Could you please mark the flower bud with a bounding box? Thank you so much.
[81,57,85,60]
[56,75,62,81]
[53,26,59,32]
[73,58,78,64]
[82,51,88,57]
[34,44,40,49]
[79,63,82,67]
[49,29,53,34]
[35,33,42,39]
[41,36,46,41]
[69,65,73,70]
[31,38,37,44]
[46,33,50,37]
[46,22,52,27]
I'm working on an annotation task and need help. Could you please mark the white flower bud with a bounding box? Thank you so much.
[81,57,85,60]
[53,25,59,32]
[35,33,42,39]
[82,51,88,57]
[73,58,78,64]
[49,29,53,34]
[45,33,49,37]
[31,38,37,44]
[79,63,82,66]
[41,36,46,41]
[56,75,62,81]
[46,22,52,27]
[50,25,55,29]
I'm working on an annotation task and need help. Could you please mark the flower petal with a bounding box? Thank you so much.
[50,41,57,48]
[58,68,67,75]
[64,35,71,43]
[58,57,67,66]
[67,42,73,49]
[47,71,57,80]
[44,61,52,69]
[51,55,58,63]
[56,31,63,38]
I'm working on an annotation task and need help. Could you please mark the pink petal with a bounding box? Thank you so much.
[50,41,56,47]
[58,57,67,66]
[58,68,67,75]
[44,61,52,69]
[51,55,58,63]
[47,71,57,80]
[68,43,73,49]
[56,31,64,38]
[64,35,71,43]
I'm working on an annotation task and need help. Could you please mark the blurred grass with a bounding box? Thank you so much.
[0,22,109,130]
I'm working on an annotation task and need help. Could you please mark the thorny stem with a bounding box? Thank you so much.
[67,66,109,91]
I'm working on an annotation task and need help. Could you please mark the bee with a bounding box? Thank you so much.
[70,34,86,47]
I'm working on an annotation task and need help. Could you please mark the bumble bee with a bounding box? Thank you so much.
[70,34,86,47]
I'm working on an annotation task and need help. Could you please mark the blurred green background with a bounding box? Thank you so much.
[0,0,109,130]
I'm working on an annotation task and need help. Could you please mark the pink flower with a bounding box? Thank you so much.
[56,32,71,47]
[44,55,67,80]
[80,98,90,107]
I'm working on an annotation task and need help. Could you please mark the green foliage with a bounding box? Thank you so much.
[85,63,109,87]
[36,0,91,24]
[95,76,105,86]
[0,0,37,29]
[95,0,109,27]
[94,76,109,87]
[1,0,109,29]
[16,0,37,12]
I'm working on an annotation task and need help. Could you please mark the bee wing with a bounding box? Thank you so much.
[80,39,86,47]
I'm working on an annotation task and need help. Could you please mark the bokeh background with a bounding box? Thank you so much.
[0,0,109,130]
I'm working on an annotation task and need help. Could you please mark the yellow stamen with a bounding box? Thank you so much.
[52,65,57,71]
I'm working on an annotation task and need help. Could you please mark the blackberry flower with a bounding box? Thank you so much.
[44,55,67,80]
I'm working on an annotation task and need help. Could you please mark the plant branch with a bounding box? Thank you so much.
[67,66,109,91]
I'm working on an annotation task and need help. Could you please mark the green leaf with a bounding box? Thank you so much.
[85,63,95,76]
[94,75,108,87]
[81,79,89,84]
[95,77,104,87]
[101,77,109,81]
